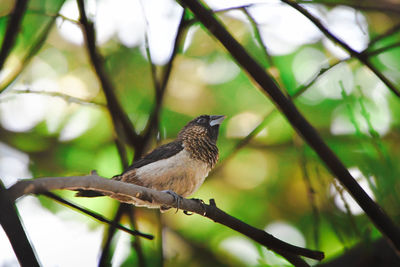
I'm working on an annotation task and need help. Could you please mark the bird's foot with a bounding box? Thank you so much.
[161,190,183,213]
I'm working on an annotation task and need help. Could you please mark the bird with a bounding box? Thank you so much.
[76,114,225,211]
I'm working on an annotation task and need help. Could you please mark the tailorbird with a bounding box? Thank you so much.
[76,114,225,210]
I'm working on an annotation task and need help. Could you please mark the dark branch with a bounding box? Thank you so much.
[178,0,400,253]
[216,59,346,170]
[220,18,400,165]
[0,181,39,266]
[241,8,275,69]
[141,10,189,148]
[8,175,324,265]
[298,0,400,14]
[99,204,126,265]
[0,0,29,72]
[368,23,400,48]
[76,0,143,148]
[366,42,400,57]
[281,0,400,98]
[0,7,63,93]
[127,206,147,267]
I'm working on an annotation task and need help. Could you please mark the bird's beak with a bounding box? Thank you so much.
[209,115,226,126]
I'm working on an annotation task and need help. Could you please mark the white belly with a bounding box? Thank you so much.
[135,149,210,196]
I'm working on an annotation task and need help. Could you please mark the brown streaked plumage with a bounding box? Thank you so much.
[76,115,225,210]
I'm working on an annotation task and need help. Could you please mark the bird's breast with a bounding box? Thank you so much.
[135,149,211,196]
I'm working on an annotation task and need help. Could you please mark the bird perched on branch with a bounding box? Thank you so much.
[76,115,225,211]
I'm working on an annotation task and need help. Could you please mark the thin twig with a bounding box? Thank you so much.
[178,0,400,253]
[0,2,66,93]
[218,19,400,165]
[241,6,288,96]
[315,166,349,249]
[331,180,361,238]
[216,59,346,170]
[99,204,127,265]
[77,0,142,148]
[156,210,164,266]
[366,42,400,57]
[127,207,146,267]
[241,8,274,68]
[141,10,188,148]
[298,0,400,14]
[281,0,400,98]
[0,0,29,72]
[40,192,152,239]
[4,89,106,107]
[368,23,400,48]
[26,9,80,25]
[299,146,320,249]
[141,5,161,95]
[217,28,398,167]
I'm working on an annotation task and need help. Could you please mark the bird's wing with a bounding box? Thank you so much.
[123,141,184,173]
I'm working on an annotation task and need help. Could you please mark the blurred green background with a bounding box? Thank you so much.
[1,0,400,266]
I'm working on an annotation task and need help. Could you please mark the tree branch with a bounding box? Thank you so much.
[368,23,400,48]
[178,0,400,253]
[99,203,126,265]
[0,181,39,266]
[141,10,189,148]
[281,0,400,98]
[0,5,64,93]
[5,88,106,107]
[0,0,29,72]
[7,175,324,265]
[298,0,400,14]
[127,206,147,267]
[366,42,400,57]
[76,0,143,148]
[219,17,400,166]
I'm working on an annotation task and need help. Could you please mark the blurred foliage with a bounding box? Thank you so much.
[1,0,400,266]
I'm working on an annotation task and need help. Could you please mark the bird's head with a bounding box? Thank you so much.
[178,115,226,144]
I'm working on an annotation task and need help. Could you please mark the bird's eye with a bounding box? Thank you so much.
[197,118,207,124]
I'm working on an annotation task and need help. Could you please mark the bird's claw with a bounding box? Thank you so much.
[189,198,207,216]
[162,190,182,213]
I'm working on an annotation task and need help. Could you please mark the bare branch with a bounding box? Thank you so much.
[298,0,400,14]
[0,2,65,93]
[141,10,189,147]
[366,42,400,57]
[0,181,39,266]
[368,23,400,48]
[4,89,106,107]
[178,0,400,253]
[281,0,400,98]
[76,0,143,148]
[8,175,324,264]
[127,206,147,267]
[241,8,275,69]
[219,18,400,165]
[0,0,29,72]
[99,203,126,265]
